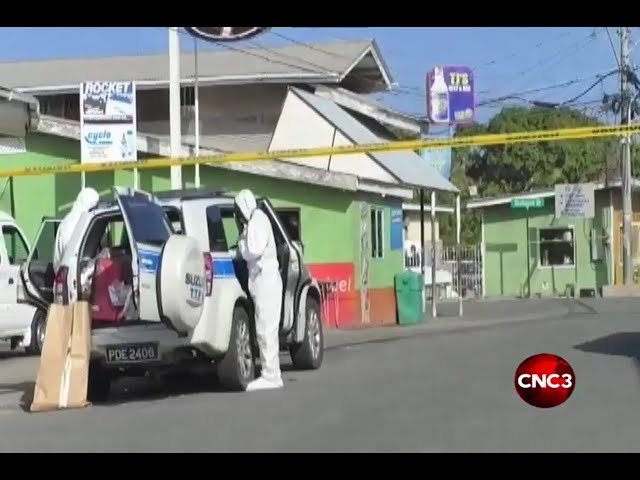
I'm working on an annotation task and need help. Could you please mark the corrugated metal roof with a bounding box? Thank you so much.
[289,88,459,193]
[2,39,389,94]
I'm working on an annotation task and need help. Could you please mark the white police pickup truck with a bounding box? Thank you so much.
[0,211,47,354]
[20,187,324,400]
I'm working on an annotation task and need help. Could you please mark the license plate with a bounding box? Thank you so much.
[105,343,160,364]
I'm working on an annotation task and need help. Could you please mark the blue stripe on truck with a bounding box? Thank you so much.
[213,258,236,278]
[139,250,160,273]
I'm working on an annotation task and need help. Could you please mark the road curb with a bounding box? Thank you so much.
[325,300,594,350]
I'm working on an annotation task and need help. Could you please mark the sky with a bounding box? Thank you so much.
[0,27,633,130]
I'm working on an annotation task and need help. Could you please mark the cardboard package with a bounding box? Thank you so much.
[30,302,92,413]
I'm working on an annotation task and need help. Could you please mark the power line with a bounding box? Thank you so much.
[606,27,621,69]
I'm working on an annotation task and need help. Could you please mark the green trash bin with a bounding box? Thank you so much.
[394,272,424,326]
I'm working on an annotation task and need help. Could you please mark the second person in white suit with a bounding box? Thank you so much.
[234,189,284,392]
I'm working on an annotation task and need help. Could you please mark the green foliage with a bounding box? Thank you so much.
[438,105,640,245]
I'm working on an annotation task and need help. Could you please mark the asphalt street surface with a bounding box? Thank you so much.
[0,298,639,452]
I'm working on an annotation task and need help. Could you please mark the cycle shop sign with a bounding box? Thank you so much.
[80,81,137,164]
[555,183,595,219]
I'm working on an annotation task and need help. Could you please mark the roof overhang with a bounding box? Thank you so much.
[36,114,413,199]
[313,85,425,136]
[466,180,640,210]
[17,73,341,96]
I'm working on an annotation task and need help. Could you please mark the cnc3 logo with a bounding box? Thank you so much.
[514,353,575,409]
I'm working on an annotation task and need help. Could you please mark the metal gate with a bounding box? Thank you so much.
[404,242,483,299]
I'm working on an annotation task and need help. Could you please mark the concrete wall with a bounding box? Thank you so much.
[136,84,285,152]
[404,211,440,245]
[483,190,612,297]
[610,189,640,285]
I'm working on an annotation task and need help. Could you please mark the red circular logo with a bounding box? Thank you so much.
[514,353,575,409]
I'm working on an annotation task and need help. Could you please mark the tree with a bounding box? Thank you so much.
[438,105,638,245]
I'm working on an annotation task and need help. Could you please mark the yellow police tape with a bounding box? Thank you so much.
[4,123,640,179]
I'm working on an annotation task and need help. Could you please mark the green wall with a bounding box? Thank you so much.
[198,166,358,266]
[5,134,80,243]
[355,194,405,290]
[483,190,611,297]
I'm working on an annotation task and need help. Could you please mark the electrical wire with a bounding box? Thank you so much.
[156,27,620,126]
[606,27,621,69]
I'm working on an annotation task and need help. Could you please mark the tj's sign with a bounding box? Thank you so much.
[184,27,272,42]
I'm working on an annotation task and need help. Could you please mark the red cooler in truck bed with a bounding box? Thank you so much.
[91,255,133,324]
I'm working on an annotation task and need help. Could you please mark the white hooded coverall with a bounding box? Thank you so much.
[234,189,284,391]
[53,187,100,272]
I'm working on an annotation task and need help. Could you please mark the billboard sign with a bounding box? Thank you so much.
[184,27,271,42]
[80,81,137,164]
[427,65,475,125]
[419,132,452,180]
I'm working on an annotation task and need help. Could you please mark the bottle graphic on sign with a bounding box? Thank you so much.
[120,133,128,159]
[429,67,450,124]
[125,130,135,158]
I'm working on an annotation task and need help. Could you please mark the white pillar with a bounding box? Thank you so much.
[194,36,201,188]
[169,27,183,189]
[456,194,463,317]
[430,191,437,318]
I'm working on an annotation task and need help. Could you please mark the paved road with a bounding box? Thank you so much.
[0,298,639,452]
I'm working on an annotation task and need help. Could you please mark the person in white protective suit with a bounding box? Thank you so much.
[234,189,284,392]
[53,187,100,272]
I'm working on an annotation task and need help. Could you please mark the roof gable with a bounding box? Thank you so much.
[287,88,458,193]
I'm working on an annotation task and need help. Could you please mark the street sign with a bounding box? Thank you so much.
[555,183,595,219]
[184,27,271,42]
[511,197,545,209]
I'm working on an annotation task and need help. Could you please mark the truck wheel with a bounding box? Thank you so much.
[218,305,255,391]
[25,309,47,355]
[88,362,111,403]
[290,296,324,370]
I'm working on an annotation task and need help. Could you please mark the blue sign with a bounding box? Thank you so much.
[419,133,452,180]
[139,250,160,274]
[389,205,404,251]
[427,65,475,125]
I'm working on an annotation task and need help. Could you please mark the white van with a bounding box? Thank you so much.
[20,187,324,400]
[0,211,46,354]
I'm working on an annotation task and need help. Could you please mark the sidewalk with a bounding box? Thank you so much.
[324,298,596,350]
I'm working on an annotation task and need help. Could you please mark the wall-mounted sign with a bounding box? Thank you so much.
[184,27,271,42]
[80,81,137,164]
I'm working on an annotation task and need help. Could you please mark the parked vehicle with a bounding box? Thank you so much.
[0,211,47,354]
[20,187,324,400]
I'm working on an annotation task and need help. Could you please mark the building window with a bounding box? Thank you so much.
[276,208,301,242]
[37,94,79,121]
[181,86,195,107]
[539,227,575,267]
[371,208,384,259]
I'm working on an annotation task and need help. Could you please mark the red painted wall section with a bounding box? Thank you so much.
[307,263,359,329]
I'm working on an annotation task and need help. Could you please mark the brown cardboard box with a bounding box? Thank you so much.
[30,302,92,413]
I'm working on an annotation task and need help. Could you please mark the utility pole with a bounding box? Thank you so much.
[621,27,634,284]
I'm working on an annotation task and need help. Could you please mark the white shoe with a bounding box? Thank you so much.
[245,377,284,392]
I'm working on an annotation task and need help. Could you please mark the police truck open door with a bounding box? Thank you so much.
[112,188,206,333]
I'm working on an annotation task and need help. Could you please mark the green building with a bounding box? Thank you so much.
[467,183,640,298]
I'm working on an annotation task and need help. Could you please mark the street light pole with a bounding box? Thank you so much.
[169,27,183,190]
